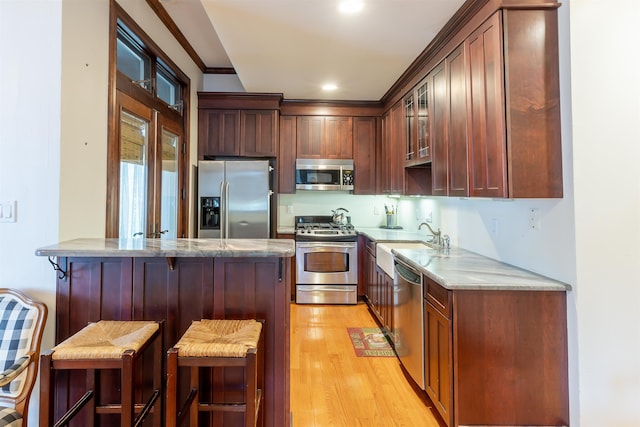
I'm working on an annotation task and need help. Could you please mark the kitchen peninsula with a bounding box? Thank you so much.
[36,237,294,427]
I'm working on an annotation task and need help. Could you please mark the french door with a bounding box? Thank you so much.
[108,91,184,238]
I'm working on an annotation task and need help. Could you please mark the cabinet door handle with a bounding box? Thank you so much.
[278,258,283,282]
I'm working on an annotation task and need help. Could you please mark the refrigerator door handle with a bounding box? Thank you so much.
[225,181,230,240]
[219,180,225,243]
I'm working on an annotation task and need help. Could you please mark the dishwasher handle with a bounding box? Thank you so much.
[394,259,421,285]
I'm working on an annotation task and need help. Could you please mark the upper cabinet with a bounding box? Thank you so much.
[353,117,377,194]
[296,116,353,159]
[467,13,508,197]
[400,6,562,199]
[197,93,282,159]
[380,102,405,194]
[404,77,432,167]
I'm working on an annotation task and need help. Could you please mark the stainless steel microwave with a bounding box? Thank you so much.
[295,159,354,191]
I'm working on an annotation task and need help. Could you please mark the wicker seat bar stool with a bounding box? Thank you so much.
[39,320,163,427]
[166,319,264,427]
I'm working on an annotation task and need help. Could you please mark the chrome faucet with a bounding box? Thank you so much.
[419,222,442,246]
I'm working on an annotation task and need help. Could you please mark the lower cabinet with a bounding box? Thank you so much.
[422,275,569,427]
[54,256,291,427]
[424,300,453,426]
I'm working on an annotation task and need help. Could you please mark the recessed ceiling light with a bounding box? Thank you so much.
[338,0,364,14]
[322,83,338,91]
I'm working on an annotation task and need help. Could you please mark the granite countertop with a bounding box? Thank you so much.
[357,228,570,292]
[35,238,295,258]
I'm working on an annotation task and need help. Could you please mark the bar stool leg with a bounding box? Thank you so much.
[39,351,54,427]
[189,366,199,427]
[166,348,178,427]
[86,369,96,427]
[152,328,163,427]
[246,350,257,427]
[121,350,134,427]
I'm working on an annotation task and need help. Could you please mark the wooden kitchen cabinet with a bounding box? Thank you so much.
[198,109,277,158]
[353,116,377,194]
[198,109,240,157]
[419,272,569,427]
[197,93,281,159]
[404,76,431,167]
[278,116,297,194]
[240,109,278,156]
[467,12,508,197]
[296,116,353,159]
[424,277,453,427]
[429,45,469,197]
[380,101,404,194]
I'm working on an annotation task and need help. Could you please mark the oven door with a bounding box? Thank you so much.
[295,241,357,285]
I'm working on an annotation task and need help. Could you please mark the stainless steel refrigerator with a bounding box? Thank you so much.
[197,160,273,238]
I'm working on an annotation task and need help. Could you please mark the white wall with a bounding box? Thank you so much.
[0,1,62,425]
[59,0,204,240]
[570,1,640,425]
[1,1,203,424]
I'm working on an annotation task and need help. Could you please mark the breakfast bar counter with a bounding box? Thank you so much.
[36,237,294,427]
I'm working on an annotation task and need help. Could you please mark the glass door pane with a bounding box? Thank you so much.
[417,80,430,160]
[159,127,179,239]
[119,111,149,238]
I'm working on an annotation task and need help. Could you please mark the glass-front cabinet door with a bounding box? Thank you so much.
[404,93,415,163]
[416,78,431,162]
[404,76,431,167]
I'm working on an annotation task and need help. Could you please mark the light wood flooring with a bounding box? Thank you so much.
[290,302,442,427]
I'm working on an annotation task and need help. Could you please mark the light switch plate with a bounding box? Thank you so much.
[0,201,16,223]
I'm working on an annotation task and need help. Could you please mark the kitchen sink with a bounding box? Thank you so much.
[376,242,434,277]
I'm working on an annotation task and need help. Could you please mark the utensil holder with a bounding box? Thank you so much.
[386,214,396,228]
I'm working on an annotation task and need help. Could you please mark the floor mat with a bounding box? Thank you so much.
[347,327,395,357]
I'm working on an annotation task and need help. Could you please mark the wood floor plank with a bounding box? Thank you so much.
[290,302,442,427]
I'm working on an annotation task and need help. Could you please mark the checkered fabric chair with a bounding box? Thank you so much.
[0,289,47,427]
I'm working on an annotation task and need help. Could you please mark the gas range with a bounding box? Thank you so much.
[294,215,357,242]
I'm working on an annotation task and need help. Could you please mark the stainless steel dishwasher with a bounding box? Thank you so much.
[393,256,425,390]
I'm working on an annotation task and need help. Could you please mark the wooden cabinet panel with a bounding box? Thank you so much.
[430,61,448,196]
[503,9,562,198]
[353,117,377,194]
[278,116,297,193]
[296,116,324,158]
[324,116,353,158]
[380,102,405,194]
[453,290,568,426]
[467,13,508,197]
[241,110,278,156]
[424,301,453,427]
[429,46,469,197]
[447,45,469,196]
[296,116,353,159]
[198,109,240,158]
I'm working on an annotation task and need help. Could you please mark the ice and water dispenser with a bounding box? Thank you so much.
[200,197,220,231]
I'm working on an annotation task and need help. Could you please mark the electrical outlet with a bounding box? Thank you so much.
[425,211,433,223]
[490,218,499,236]
[0,201,16,223]
[286,205,294,214]
[374,206,380,215]
[528,208,540,231]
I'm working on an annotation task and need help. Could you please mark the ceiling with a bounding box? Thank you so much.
[159,0,467,101]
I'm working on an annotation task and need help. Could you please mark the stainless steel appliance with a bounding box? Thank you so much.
[295,215,358,304]
[393,256,425,390]
[197,160,273,238]
[295,159,354,191]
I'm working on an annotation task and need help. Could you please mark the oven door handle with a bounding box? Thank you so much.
[296,242,356,249]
